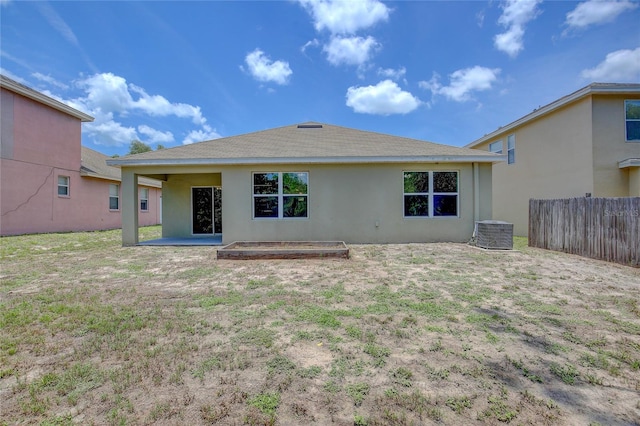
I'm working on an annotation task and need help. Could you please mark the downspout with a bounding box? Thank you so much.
[473,162,480,223]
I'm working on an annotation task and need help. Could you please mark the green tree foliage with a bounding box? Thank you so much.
[128,140,152,155]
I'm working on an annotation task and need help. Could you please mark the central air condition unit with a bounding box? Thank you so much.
[475,220,513,250]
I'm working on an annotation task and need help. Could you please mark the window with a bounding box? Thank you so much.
[57,176,69,196]
[403,171,458,217]
[625,100,640,141]
[489,141,503,154]
[140,188,149,211]
[507,134,515,164]
[253,172,308,219]
[109,184,119,210]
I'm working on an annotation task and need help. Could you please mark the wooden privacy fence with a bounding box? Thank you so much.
[529,197,640,267]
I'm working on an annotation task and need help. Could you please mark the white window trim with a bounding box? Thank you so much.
[403,171,460,219]
[507,134,515,164]
[625,100,640,142]
[57,175,70,197]
[489,140,503,154]
[109,184,120,211]
[252,172,309,220]
[140,188,149,212]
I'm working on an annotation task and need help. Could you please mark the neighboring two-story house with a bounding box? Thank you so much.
[1,75,161,236]
[466,83,640,236]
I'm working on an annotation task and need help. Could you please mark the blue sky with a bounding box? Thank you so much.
[1,0,639,156]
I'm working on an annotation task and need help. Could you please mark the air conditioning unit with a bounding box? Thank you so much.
[475,220,513,250]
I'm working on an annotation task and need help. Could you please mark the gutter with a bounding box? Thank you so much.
[107,154,506,167]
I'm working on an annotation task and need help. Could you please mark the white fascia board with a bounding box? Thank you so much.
[107,155,505,167]
[619,158,640,168]
[466,84,640,148]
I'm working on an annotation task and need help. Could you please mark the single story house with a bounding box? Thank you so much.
[108,122,502,246]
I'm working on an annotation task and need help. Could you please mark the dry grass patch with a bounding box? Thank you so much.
[1,227,639,425]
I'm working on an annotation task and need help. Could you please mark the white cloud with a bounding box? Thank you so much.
[183,124,222,145]
[378,66,406,81]
[76,73,133,113]
[0,67,27,84]
[298,0,390,34]
[129,84,206,125]
[36,2,79,47]
[83,111,138,147]
[31,72,69,90]
[421,66,501,102]
[301,38,320,53]
[581,47,640,82]
[346,80,421,115]
[565,0,637,30]
[1,0,12,6]
[323,36,380,66]
[242,49,292,85]
[494,0,542,58]
[138,125,174,144]
[74,73,207,125]
[43,72,213,147]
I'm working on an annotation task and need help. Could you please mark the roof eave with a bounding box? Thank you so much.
[1,76,94,122]
[107,155,505,167]
[79,170,162,187]
[466,83,640,148]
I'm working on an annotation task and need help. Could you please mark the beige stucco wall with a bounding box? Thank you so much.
[162,173,221,238]
[629,168,640,197]
[591,94,640,196]
[473,97,595,235]
[126,162,493,244]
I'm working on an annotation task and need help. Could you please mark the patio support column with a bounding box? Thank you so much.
[121,168,139,246]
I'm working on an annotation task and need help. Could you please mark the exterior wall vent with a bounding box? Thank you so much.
[297,124,323,129]
[475,220,513,250]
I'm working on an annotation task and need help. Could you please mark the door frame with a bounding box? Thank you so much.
[191,186,214,235]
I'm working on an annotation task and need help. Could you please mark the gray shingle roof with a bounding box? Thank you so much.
[108,122,501,166]
[81,146,161,187]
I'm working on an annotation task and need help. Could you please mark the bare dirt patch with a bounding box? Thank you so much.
[1,228,639,425]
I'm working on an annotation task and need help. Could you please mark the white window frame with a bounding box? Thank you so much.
[109,184,120,211]
[403,171,459,218]
[57,175,70,197]
[625,100,640,142]
[140,188,149,212]
[507,134,515,164]
[489,140,503,154]
[252,172,309,219]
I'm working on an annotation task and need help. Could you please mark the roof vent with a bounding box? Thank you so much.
[297,124,323,129]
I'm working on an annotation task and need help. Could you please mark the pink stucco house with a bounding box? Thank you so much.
[0,75,161,236]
